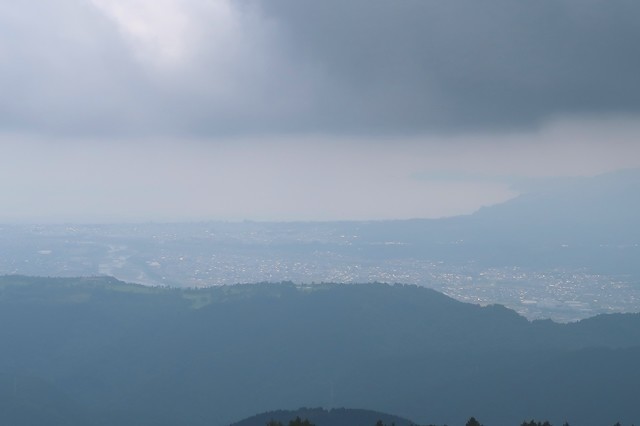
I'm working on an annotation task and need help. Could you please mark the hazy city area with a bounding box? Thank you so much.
[2,222,637,322]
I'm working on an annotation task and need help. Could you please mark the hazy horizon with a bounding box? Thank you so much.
[2,1,640,222]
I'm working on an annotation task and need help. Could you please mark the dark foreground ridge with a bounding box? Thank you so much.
[230,407,414,426]
[1,275,639,426]
[233,410,623,426]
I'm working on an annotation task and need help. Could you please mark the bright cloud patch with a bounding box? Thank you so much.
[90,0,242,69]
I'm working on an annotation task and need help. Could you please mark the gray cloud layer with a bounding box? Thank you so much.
[2,0,640,138]
[261,0,640,133]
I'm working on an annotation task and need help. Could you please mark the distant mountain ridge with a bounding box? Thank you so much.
[1,276,639,426]
[470,168,640,242]
[348,168,640,273]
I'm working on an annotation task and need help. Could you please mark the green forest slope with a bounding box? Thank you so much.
[0,276,639,426]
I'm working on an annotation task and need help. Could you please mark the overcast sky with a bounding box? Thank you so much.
[1,0,640,222]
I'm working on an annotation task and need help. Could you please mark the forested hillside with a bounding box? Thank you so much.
[1,276,639,426]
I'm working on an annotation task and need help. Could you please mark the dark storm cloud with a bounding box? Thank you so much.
[259,0,640,134]
[1,0,639,137]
